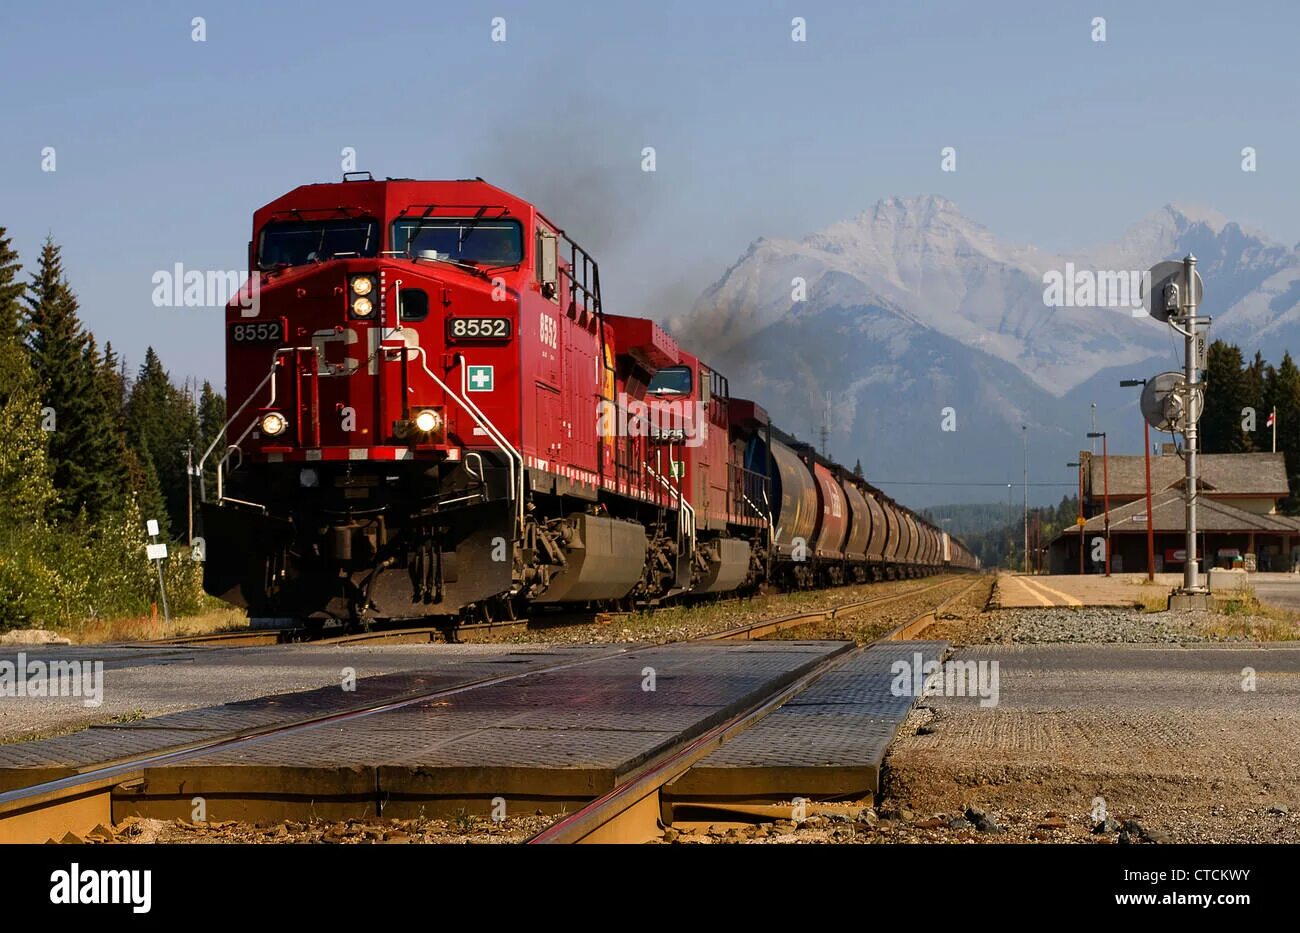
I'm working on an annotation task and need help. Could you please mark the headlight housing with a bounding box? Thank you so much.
[260,411,288,437]
[351,296,374,318]
[414,409,442,433]
[350,275,374,296]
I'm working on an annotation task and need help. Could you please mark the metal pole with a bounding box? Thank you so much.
[186,442,194,546]
[1184,255,1200,592]
[1022,426,1028,574]
[1144,419,1154,582]
[1103,433,1110,576]
[1078,461,1085,575]
[155,559,170,624]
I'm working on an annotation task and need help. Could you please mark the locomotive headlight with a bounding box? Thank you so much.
[351,296,374,318]
[350,275,374,296]
[414,408,441,433]
[260,411,288,436]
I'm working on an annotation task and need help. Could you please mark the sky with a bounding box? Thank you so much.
[2,0,1298,396]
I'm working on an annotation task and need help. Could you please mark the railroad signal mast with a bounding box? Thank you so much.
[1142,256,1210,608]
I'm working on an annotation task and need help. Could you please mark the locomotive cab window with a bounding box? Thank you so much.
[392,218,523,266]
[399,288,429,322]
[257,218,378,269]
[647,365,692,397]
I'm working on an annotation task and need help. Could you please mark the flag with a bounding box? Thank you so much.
[1267,409,1277,428]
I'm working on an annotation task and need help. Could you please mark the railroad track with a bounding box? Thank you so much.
[139,575,971,648]
[527,579,984,843]
[0,575,983,844]
[0,643,640,844]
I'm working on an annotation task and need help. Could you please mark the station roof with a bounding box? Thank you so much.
[1057,487,1300,541]
[1084,451,1289,498]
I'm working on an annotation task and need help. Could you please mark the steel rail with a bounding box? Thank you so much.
[1,575,981,842]
[528,576,986,844]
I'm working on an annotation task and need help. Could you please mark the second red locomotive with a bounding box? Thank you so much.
[199,176,976,630]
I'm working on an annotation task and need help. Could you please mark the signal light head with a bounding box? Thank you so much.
[260,411,288,437]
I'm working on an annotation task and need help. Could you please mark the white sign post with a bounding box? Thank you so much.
[146,519,170,624]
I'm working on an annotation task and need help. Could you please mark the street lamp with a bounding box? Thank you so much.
[1067,462,1084,574]
[1120,379,1156,582]
[1087,431,1109,576]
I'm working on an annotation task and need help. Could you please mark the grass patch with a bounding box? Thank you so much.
[56,605,247,645]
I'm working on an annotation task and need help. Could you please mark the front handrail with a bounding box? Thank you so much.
[198,361,281,502]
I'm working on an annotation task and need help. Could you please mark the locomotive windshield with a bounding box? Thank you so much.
[392,218,523,266]
[647,366,693,396]
[258,218,379,269]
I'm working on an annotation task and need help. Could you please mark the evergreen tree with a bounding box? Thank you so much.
[1243,350,1269,449]
[852,458,864,478]
[0,335,56,530]
[196,380,226,502]
[0,227,23,341]
[22,237,126,522]
[1267,352,1300,511]
[125,347,198,535]
[1201,341,1250,453]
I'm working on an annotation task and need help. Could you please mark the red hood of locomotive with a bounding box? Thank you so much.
[223,257,514,461]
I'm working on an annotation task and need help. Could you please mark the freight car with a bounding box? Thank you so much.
[199,176,977,630]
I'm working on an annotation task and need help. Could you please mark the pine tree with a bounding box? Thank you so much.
[0,335,56,530]
[852,458,864,478]
[22,237,127,522]
[196,381,226,501]
[0,227,23,342]
[125,348,199,535]
[1243,350,1269,450]
[1201,341,1250,453]
[1267,352,1300,512]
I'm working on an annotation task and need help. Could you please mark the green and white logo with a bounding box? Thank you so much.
[468,365,494,392]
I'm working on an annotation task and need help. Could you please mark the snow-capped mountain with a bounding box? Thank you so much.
[669,197,1300,505]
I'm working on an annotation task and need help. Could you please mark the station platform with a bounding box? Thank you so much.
[668,641,947,802]
[993,573,1148,608]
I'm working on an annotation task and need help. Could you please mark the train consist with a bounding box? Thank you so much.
[199,176,977,629]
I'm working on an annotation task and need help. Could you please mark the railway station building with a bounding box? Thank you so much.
[1049,449,1300,574]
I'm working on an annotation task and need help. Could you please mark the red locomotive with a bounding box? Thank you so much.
[199,176,977,630]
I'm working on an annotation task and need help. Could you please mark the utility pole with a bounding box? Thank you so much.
[1121,379,1157,582]
[1022,425,1029,574]
[1087,431,1109,575]
[819,391,831,459]
[1068,461,1084,574]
